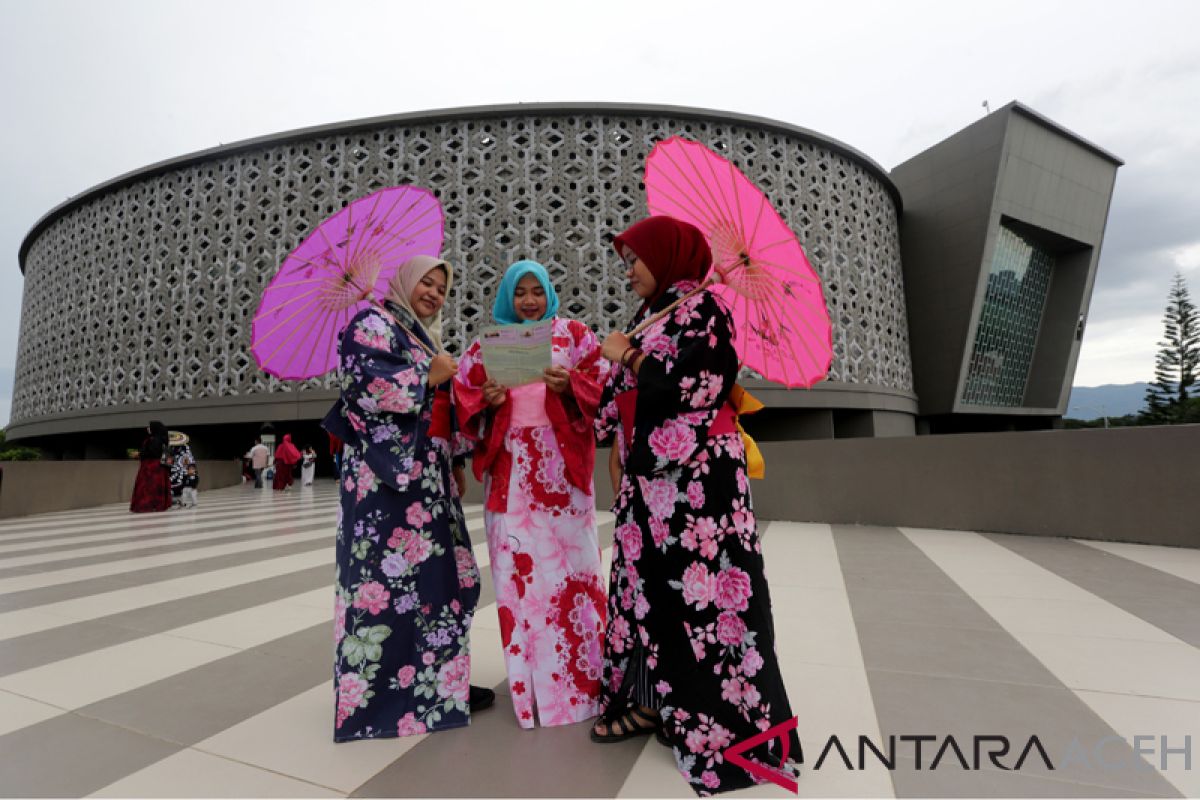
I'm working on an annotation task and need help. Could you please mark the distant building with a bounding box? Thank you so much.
[9,101,1120,458]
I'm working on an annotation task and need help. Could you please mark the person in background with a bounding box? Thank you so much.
[247,439,270,488]
[273,434,302,491]
[301,445,318,486]
[130,421,172,513]
[181,465,200,508]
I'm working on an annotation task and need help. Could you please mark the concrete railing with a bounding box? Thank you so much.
[3,427,1196,548]
[747,425,1199,548]
[0,460,243,518]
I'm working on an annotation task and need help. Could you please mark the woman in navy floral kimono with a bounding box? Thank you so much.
[323,255,487,742]
[590,217,800,795]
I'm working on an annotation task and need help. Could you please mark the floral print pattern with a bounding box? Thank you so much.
[323,304,481,741]
[454,317,608,728]
[596,282,800,795]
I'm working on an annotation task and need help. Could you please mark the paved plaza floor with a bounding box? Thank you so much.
[0,481,1196,798]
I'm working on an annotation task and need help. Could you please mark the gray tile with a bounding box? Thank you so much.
[864,671,1180,796]
[350,681,638,798]
[78,624,331,746]
[0,565,331,676]
[0,713,180,798]
[855,621,1060,686]
[844,586,1000,631]
[0,536,330,612]
[985,534,1200,646]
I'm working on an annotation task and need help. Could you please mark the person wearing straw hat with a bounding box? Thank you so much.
[589,217,799,795]
[322,254,490,743]
[453,259,609,729]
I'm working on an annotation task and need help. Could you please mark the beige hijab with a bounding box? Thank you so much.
[385,255,452,351]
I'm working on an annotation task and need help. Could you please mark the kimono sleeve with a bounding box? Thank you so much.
[624,292,740,476]
[339,309,430,420]
[452,339,489,441]
[565,319,609,421]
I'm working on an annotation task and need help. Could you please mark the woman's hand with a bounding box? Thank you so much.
[601,331,631,364]
[608,444,623,495]
[452,463,467,498]
[482,379,508,408]
[428,353,458,386]
[543,366,571,394]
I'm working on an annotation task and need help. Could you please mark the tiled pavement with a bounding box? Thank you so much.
[0,482,1196,798]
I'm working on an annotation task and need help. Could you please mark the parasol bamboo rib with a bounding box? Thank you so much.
[654,146,729,230]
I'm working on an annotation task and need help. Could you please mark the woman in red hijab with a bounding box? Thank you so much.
[590,216,799,795]
[272,434,302,491]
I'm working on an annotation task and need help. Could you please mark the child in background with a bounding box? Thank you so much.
[181,465,199,507]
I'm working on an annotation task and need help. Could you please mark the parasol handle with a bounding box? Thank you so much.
[626,277,716,338]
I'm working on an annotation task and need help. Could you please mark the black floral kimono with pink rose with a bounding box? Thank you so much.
[323,302,481,742]
[596,281,800,795]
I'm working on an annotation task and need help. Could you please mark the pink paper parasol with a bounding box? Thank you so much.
[643,136,832,388]
[251,185,444,380]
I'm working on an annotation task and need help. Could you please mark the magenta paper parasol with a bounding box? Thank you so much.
[251,185,444,380]
[643,136,832,388]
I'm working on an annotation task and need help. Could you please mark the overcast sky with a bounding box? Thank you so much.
[2,0,1198,426]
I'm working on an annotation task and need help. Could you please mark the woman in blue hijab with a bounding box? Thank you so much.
[454,260,609,729]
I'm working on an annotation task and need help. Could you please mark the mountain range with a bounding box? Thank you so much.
[1066,382,1149,419]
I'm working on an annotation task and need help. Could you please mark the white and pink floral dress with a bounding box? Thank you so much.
[455,317,609,728]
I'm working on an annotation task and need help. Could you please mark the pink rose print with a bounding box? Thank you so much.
[686,481,705,509]
[397,665,416,688]
[336,672,369,728]
[707,723,734,751]
[713,567,752,612]
[353,581,390,615]
[639,477,678,520]
[702,771,721,790]
[406,502,432,528]
[615,522,643,561]
[422,651,436,665]
[685,728,708,754]
[648,418,697,463]
[455,546,477,589]
[680,562,716,610]
[634,594,650,620]
[396,712,427,736]
[715,610,748,646]
[355,461,377,502]
[333,594,347,645]
[436,654,471,702]
[681,515,720,559]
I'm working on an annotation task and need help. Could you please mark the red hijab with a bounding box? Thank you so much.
[612,216,711,308]
[275,434,302,465]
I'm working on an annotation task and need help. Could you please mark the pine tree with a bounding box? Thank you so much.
[1142,273,1199,424]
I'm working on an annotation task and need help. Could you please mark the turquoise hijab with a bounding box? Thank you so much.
[492,260,560,325]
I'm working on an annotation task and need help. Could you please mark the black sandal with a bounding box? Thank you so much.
[589,706,659,743]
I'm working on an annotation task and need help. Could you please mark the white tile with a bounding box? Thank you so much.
[0,688,65,735]
[1073,690,1200,798]
[980,595,1180,644]
[762,523,840,589]
[89,747,339,798]
[1017,632,1200,701]
[196,685,420,794]
[0,633,238,709]
[771,585,865,669]
[1077,539,1200,586]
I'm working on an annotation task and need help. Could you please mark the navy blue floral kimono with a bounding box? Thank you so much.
[323,302,481,741]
